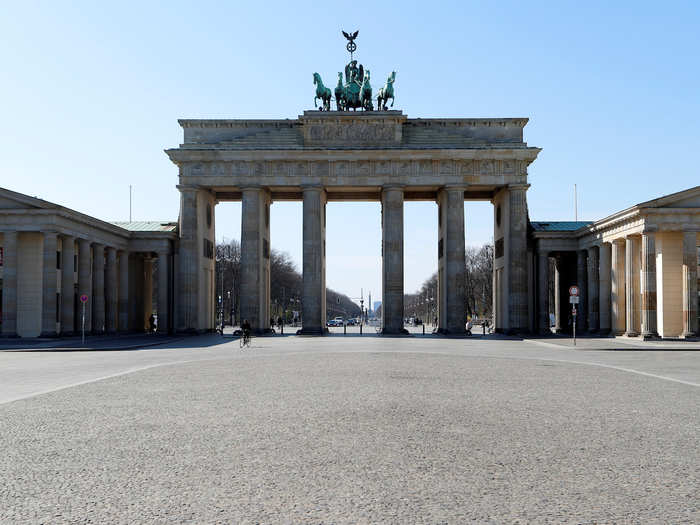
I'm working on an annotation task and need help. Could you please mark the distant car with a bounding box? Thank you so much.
[346,318,356,326]
[334,317,344,326]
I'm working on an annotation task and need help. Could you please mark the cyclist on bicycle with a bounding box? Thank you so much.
[241,319,251,340]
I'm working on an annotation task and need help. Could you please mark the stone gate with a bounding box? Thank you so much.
[166,111,541,334]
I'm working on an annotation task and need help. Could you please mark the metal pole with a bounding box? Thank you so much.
[573,307,577,346]
[129,185,132,222]
[574,184,578,222]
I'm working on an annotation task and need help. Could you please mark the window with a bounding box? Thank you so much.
[56,293,60,322]
[438,238,443,259]
[56,251,61,269]
[73,254,77,272]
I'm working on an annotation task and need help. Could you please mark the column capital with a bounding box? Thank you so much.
[176,184,203,193]
[507,183,530,191]
[301,184,325,193]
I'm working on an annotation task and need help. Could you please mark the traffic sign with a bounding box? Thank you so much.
[569,286,579,296]
[80,294,88,303]
[572,307,577,315]
[569,296,579,304]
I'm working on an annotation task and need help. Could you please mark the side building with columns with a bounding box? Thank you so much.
[532,186,700,339]
[0,188,176,337]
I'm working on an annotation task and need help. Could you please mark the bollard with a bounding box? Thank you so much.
[281,323,283,335]
[344,324,346,335]
[422,324,425,335]
[360,324,363,335]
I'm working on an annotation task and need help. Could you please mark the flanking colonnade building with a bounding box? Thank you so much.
[0,110,698,338]
[0,188,176,337]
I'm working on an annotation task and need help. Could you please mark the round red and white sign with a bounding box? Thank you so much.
[569,286,579,296]
[80,294,89,303]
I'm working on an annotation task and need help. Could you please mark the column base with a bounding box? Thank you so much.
[39,331,59,338]
[681,331,698,339]
[641,332,659,340]
[296,327,328,336]
[624,331,639,337]
[381,327,410,336]
[435,327,467,337]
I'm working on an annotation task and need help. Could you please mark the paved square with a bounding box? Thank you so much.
[1,335,698,523]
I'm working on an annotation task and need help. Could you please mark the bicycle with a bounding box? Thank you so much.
[239,331,251,348]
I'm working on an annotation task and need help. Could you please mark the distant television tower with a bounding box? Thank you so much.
[368,291,372,315]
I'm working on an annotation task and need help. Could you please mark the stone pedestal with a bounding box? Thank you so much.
[92,244,105,334]
[41,232,59,336]
[60,236,75,335]
[118,251,129,331]
[157,251,170,334]
[300,187,327,335]
[640,232,657,338]
[681,231,698,338]
[436,187,467,335]
[382,186,407,335]
[624,237,639,337]
[599,242,612,334]
[78,239,92,333]
[105,247,118,333]
[240,187,271,334]
[587,246,599,332]
[611,240,626,335]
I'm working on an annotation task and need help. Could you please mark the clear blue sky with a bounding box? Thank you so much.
[2,1,698,302]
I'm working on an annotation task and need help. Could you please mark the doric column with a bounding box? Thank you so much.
[144,256,154,331]
[507,185,529,332]
[681,230,698,338]
[611,239,626,335]
[624,236,639,336]
[437,186,467,335]
[382,185,407,334]
[1,232,18,336]
[537,251,550,335]
[157,250,170,334]
[240,187,271,333]
[176,185,216,332]
[300,186,326,335]
[118,250,129,331]
[554,255,562,333]
[599,242,612,334]
[640,232,658,338]
[105,247,118,333]
[92,244,105,334]
[587,246,599,332]
[177,186,199,331]
[77,239,92,333]
[41,232,59,336]
[576,250,588,331]
[60,236,75,335]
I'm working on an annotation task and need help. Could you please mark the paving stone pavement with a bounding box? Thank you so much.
[1,339,699,523]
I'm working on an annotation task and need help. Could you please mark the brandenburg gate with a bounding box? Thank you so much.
[165,110,541,334]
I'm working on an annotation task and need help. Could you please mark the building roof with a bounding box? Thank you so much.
[530,221,592,232]
[110,221,178,232]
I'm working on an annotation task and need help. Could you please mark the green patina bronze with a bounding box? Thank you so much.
[377,71,396,111]
[313,72,331,111]
[312,31,396,112]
